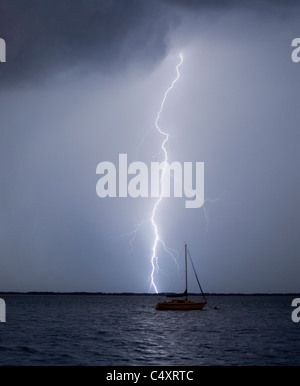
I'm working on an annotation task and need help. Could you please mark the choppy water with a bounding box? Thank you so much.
[0,294,299,366]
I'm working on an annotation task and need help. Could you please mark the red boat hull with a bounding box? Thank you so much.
[156,299,207,310]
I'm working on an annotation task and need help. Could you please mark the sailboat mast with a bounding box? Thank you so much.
[185,243,188,301]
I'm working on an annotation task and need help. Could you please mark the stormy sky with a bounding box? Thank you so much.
[0,0,299,293]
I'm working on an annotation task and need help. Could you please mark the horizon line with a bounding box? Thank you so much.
[0,291,299,296]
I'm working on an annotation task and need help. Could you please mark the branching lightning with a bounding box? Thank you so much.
[121,52,237,294]
[150,53,184,293]
[125,219,149,256]
[121,52,234,293]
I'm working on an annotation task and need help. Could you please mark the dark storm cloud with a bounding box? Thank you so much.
[1,0,297,86]
[0,0,179,85]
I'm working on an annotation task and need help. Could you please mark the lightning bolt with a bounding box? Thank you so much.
[121,53,238,294]
[122,52,234,293]
[150,52,184,293]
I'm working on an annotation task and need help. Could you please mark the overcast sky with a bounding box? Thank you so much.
[0,0,299,293]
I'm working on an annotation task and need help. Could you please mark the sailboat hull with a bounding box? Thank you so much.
[155,299,207,311]
[155,244,207,311]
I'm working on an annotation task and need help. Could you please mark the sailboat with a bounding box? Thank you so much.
[155,244,207,310]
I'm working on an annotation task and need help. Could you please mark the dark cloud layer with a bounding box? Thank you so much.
[0,0,179,85]
[0,0,298,86]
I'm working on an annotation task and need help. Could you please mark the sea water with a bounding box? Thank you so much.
[0,294,299,366]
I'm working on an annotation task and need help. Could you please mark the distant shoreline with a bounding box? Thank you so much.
[0,292,299,296]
